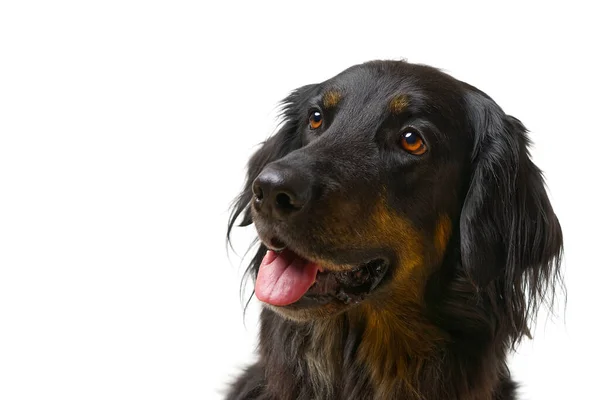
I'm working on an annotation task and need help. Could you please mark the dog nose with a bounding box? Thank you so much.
[252,165,311,217]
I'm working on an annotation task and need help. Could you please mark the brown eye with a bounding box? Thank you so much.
[309,111,323,129]
[400,131,427,155]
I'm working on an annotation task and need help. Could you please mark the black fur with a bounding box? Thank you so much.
[226,61,563,400]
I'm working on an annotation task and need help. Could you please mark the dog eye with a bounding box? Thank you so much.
[400,131,427,155]
[309,111,323,130]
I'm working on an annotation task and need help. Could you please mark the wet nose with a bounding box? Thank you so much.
[252,165,311,218]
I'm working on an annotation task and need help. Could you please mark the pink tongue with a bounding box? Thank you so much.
[255,249,320,306]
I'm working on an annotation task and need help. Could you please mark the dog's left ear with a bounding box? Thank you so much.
[460,90,563,299]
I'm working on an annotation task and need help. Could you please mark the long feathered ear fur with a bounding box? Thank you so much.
[460,90,564,341]
[227,84,318,289]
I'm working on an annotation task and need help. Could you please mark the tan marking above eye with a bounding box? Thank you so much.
[323,91,342,108]
[389,95,409,114]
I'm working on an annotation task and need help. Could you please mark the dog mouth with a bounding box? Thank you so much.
[254,239,389,308]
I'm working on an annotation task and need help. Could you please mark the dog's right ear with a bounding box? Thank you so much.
[228,84,318,233]
[459,89,563,339]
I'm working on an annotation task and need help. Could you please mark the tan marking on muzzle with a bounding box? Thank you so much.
[313,194,446,392]
[313,193,425,276]
[370,198,424,277]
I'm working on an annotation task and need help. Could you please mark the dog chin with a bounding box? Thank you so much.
[263,300,353,322]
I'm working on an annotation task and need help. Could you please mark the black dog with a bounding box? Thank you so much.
[227,60,563,400]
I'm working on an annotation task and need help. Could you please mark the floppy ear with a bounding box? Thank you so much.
[227,84,317,235]
[460,90,563,329]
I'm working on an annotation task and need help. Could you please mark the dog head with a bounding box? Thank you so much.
[228,61,562,324]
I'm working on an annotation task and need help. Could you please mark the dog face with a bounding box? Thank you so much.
[230,61,562,322]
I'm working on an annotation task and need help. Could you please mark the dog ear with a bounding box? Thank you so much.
[228,84,317,233]
[460,90,563,328]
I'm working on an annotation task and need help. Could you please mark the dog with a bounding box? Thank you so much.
[226,60,563,400]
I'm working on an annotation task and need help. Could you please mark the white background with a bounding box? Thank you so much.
[1,1,598,399]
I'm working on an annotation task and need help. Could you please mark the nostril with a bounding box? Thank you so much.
[255,186,264,201]
[252,180,264,201]
[275,192,296,211]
